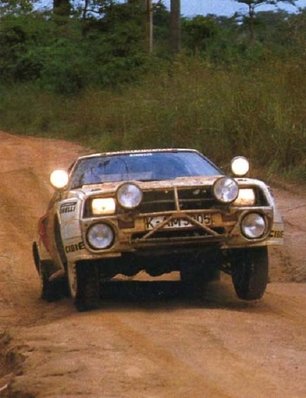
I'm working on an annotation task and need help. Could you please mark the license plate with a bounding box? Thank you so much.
[144,214,211,230]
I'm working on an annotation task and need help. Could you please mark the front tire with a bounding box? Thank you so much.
[39,260,55,301]
[67,262,100,312]
[230,247,268,300]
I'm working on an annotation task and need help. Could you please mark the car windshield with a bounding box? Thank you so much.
[70,151,223,188]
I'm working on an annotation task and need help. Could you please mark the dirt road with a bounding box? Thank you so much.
[0,131,306,398]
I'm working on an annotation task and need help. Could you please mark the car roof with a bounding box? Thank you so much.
[76,148,201,161]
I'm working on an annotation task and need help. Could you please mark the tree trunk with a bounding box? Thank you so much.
[82,0,90,19]
[170,0,181,53]
[145,0,153,53]
[248,3,256,42]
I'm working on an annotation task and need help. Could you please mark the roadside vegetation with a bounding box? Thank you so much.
[0,1,305,180]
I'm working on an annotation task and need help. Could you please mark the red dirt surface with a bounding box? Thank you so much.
[0,131,306,398]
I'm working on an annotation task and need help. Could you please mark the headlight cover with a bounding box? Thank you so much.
[213,177,239,203]
[241,213,267,239]
[117,183,143,209]
[87,223,114,249]
[91,198,116,215]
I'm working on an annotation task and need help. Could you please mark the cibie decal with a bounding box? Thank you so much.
[269,230,284,239]
[60,202,77,214]
[65,242,85,253]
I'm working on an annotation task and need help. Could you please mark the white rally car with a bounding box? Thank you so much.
[32,149,283,311]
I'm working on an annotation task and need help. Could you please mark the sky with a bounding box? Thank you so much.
[163,0,306,17]
[37,0,306,17]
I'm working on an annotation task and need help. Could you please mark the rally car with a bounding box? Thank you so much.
[32,149,283,311]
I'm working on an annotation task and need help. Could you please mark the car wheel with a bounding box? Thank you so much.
[230,247,268,300]
[33,242,60,302]
[38,259,61,302]
[68,262,100,311]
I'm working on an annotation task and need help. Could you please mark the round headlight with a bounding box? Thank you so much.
[50,169,69,190]
[87,223,114,250]
[241,213,266,239]
[117,183,143,209]
[213,177,239,203]
[231,156,250,177]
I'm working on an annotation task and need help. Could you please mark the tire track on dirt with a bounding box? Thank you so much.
[103,307,289,398]
[88,312,232,398]
[264,287,306,330]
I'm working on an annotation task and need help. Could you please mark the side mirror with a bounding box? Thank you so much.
[231,156,249,177]
[50,169,69,190]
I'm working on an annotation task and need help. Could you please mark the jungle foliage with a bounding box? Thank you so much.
[0,0,305,180]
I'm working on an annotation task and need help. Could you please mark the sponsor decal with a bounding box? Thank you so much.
[129,153,152,157]
[60,202,77,214]
[269,230,284,239]
[65,241,85,253]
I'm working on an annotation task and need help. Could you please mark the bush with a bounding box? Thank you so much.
[1,54,305,181]
[0,8,148,94]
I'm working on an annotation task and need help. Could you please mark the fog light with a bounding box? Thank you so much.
[241,213,266,239]
[87,223,114,249]
[50,169,69,189]
[231,156,250,177]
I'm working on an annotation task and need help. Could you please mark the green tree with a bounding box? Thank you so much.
[0,1,148,93]
[53,0,71,16]
[0,0,33,16]
[236,0,296,41]
[75,0,115,20]
[182,15,218,54]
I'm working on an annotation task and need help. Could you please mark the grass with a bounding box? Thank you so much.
[0,55,305,180]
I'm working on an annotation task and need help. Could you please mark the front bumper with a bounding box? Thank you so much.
[61,206,281,263]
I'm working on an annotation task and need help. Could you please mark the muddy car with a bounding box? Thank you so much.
[32,149,283,311]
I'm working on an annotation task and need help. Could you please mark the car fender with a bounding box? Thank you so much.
[56,198,86,261]
[36,215,52,262]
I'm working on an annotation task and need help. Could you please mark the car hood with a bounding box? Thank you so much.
[77,175,224,196]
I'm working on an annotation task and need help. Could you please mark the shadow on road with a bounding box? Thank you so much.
[96,279,261,312]
[27,278,268,328]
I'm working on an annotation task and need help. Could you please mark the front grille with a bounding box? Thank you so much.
[139,187,215,213]
[82,186,216,218]
[132,227,225,241]
[139,190,175,212]
[133,187,225,243]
